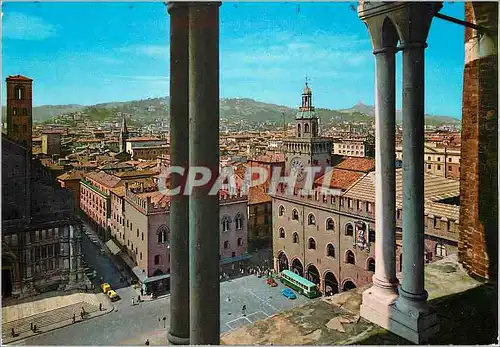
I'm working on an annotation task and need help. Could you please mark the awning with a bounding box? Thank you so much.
[143,274,171,284]
[105,239,122,255]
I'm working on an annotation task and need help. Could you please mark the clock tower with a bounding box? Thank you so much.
[283,81,333,187]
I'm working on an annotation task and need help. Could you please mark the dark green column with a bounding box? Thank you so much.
[167,2,190,345]
[188,2,221,344]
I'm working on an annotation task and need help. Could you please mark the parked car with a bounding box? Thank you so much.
[101,283,111,294]
[281,287,297,300]
[107,290,120,302]
[266,278,278,287]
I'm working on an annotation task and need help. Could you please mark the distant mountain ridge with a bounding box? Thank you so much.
[2,97,460,125]
[339,102,460,123]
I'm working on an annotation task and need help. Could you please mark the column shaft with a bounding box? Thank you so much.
[167,3,190,345]
[372,49,398,293]
[397,44,428,311]
[188,3,221,344]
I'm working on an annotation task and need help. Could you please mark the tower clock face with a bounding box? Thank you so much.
[290,157,306,182]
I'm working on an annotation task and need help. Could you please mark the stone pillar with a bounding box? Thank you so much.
[390,38,438,346]
[395,42,428,313]
[188,2,221,344]
[359,12,400,329]
[167,2,190,345]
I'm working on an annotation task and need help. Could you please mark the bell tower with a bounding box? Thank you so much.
[6,75,33,150]
[283,80,333,186]
[119,115,129,153]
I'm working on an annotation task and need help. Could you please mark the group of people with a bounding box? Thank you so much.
[219,264,276,282]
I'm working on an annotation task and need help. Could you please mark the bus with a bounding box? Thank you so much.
[279,270,320,299]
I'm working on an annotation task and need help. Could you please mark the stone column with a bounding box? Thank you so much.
[395,42,428,313]
[167,2,190,345]
[188,2,221,344]
[371,47,399,298]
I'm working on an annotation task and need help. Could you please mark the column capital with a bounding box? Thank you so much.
[168,1,221,14]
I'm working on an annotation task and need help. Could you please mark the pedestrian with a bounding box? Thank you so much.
[11,328,15,337]
[33,324,37,333]
[138,295,141,303]
[73,314,76,323]
[84,284,87,293]
[132,298,135,306]
[226,296,231,302]
[145,339,150,346]
[99,303,103,311]
[140,287,144,296]
[80,311,84,319]
[242,305,247,316]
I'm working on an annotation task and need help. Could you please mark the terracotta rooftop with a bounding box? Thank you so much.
[57,170,85,181]
[315,169,365,190]
[6,75,32,81]
[334,157,375,173]
[113,170,156,179]
[248,185,272,205]
[85,171,122,188]
[127,137,166,142]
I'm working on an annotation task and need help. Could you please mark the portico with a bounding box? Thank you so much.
[358,1,442,344]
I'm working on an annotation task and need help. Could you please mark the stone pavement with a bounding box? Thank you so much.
[2,292,113,344]
[220,255,495,345]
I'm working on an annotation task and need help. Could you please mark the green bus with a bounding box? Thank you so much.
[279,270,320,299]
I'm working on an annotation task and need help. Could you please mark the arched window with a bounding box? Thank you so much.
[292,232,299,243]
[307,213,316,226]
[326,218,334,231]
[237,238,242,246]
[345,224,354,236]
[304,123,310,133]
[221,216,231,232]
[292,209,299,221]
[279,228,285,239]
[346,250,355,264]
[369,229,375,243]
[15,86,25,100]
[436,244,447,257]
[279,205,285,217]
[327,244,335,257]
[157,225,169,244]
[154,255,161,265]
[367,258,375,272]
[224,240,229,249]
[13,107,18,116]
[297,124,301,136]
[308,238,316,250]
[235,213,243,230]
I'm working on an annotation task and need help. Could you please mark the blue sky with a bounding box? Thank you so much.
[2,2,465,117]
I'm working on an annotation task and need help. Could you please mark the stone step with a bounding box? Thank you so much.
[2,302,98,337]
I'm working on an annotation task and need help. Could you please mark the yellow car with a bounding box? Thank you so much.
[101,283,111,294]
[107,290,120,301]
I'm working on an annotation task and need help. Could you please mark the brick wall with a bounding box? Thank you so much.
[459,2,498,281]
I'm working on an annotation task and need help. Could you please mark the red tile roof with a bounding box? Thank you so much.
[314,168,364,190]
[334,157,375,173]
[6,75,33,81]
[248,186,272,205]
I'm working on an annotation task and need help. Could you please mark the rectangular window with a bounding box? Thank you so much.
[348,199,353,208]
[437,165,441,170]
[356,200,360,210]
[448,166,452,171]
[427,164,432,169]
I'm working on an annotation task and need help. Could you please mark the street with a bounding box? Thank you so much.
[80,221,138,309]
[13,274,311,345]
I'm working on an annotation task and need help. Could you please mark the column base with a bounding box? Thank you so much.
[167,331,190,345]
[361,287,438,344]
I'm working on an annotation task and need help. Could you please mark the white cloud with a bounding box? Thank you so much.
[3,12,58,40]
[221,30,372,82]
[118,45,169,59]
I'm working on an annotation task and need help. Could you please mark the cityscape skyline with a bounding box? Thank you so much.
[2,2,464,118]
